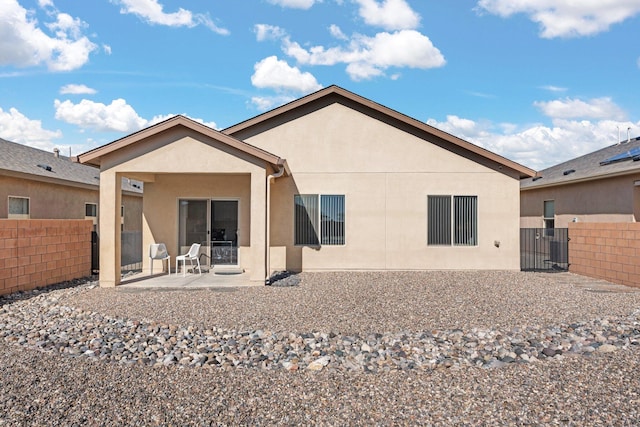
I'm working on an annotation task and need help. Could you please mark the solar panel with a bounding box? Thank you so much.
[600,146,640,165]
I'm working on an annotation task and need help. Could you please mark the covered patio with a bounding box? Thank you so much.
[77,116,289,288]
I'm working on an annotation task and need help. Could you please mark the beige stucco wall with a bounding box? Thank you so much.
[0,175,98,219]
[95,103,524,284]
[520,174,640,228]
[0,174,142,231]
[141,173,251,272]
[250,103,521,271]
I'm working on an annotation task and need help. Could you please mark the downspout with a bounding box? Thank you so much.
[265,164,286,285]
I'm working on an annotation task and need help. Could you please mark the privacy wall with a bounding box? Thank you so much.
[0,219,92,296]
[569,222,640,288]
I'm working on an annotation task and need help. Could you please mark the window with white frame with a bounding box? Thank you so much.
[294,194,345,246]
[427,195,478,246]
[85,203,97,217]
[8,196,30,219]
[543,200,555,229]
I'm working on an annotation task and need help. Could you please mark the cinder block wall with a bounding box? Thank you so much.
[0,219,92,296]
[569,222,640,287]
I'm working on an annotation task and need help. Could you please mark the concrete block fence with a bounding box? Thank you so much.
[0,219,92,296]
[569,222,640,288]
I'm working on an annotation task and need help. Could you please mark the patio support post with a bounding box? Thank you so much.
[250,170,266,281]
[99,169,122,287]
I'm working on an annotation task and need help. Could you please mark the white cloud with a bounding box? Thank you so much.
[54,98,147,133]
[188,116,218,130]
[266,0,318,9]
[148,114,218,130]
[427,114,639,170]
[196,15,230,35]
[329,24,348,40]
[540,85,567,92]
[354,0,421,30]
[115,0,229,34]
[54,97,219,133]
[534,97,627,121]
[283,29,445,80]
[251,56,323,93]
[60,84,97,95]
[103,44,112,55]
[0,107,62,150]
[476,0,640,38]
[467,91,496,99]
[0,0,97,71]
[250,95,297,112]
[254,24,287,41]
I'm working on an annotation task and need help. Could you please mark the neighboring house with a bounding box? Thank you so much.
[77,85,534,286]
[521,136,640,228]
[0,138,143,231]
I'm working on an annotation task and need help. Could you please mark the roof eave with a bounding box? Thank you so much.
[521,168,640,191]
[224,85,535,179]
[77,115,286,169]
[0,168,99,191]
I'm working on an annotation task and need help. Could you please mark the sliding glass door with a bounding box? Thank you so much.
[178,199,239,267]
[210,200,238,266]
[178,199,207,254]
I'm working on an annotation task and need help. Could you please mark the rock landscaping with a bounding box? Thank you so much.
[1,280,639,372]
[1,271,640,425]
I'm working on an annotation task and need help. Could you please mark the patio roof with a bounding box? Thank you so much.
[77,115,289,174]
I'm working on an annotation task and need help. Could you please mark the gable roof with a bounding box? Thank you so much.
[0,138,142,194]
[223,85,535,179]
[521,136,640,190]
[77,115,288,172]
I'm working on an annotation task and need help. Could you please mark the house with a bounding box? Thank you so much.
[521,136,640,228]
[77,85,534,286]
[0,138,143,231]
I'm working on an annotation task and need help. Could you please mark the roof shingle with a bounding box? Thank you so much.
[0,138,142,193]
[521,136,640,190]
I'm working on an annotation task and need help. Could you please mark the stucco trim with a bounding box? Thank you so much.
[223,85,535,179]
[77,115,288,172]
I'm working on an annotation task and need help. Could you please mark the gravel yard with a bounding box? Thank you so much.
[1,271,640,425]
[63,271,640,333]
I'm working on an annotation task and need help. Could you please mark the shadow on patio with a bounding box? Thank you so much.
[119,269,259,290]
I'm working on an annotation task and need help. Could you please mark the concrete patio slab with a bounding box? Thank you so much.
[119,269,260,290]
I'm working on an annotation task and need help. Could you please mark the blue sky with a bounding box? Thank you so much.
[1,0,640,170]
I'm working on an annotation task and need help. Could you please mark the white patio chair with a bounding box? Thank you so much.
[175,243,202,276]
[149,243,171,275]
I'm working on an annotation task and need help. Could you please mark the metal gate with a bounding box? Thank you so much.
[520,228,569,271]
[90,230,142,274]
[91,231,99,273]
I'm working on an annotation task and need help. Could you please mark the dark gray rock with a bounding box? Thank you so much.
[267,271,301,287]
